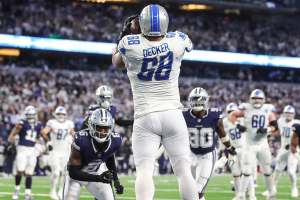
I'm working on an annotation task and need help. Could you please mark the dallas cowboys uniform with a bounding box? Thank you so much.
[183,108,222,193]
[63,130,122,200]
[46,119,75,179]
[16,119,43,175]
[86,105,117,118]
[223,117,245,176]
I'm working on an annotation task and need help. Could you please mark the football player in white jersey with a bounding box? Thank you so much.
[112,4,198,200]
[40,106,75,200]
[223,103,255,200]
[229,89,278,200]
[262,105,299,197]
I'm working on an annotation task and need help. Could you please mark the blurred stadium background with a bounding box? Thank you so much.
[0,0,300,199]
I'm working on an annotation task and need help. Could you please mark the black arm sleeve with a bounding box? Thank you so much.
[80,116,89,130]
[115,119,134,126]
[269,120,278,131]
[106,155,118,181]
[68,165,101,182]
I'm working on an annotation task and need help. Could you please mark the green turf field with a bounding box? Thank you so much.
[0,174,299,200]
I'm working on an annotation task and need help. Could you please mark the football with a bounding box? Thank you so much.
[130,17,141,34]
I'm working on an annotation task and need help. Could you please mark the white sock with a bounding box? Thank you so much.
[233,177,241,198]
[135,159,155,200]
[50,171,59,192]
[247,175,255,197]
[25,189,31,195]
[15,185,20,190]
[240,174,250,197]
[59,174,65,193]
[273,170,281,187]
[289,172,297,188]
[263,175,273,193]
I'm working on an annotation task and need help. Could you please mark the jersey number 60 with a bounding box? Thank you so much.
[137,51,173,81]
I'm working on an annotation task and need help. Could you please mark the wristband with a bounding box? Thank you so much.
[234,121,239,126]
[267,127,272,132]
[293,152,300,162]
[220,134,230,143]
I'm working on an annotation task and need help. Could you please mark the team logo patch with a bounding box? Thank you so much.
[97,153,102,157]
[197,119,201,123]
[265,109,268,113]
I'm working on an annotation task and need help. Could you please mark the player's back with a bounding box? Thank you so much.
[240,103,275,143]
[47,119,74,151]
[18,119,43,146]
[119,31,193,118]
[223,117,245,148]
[278,117,297,149]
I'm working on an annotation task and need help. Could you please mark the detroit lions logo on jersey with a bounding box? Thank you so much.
[183,108,222,155]
[18,119,43,147]
[73,130,122,173]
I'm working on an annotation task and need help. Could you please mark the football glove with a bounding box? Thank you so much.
[117,14,139,45]
[46,141,53,151]
[228,154,236,166]
[236,124,247,132]
[114,179,124,194]
[256,128,268,135]
[98,171,113,184]
[227,146,237,156]
[285,144,290,150]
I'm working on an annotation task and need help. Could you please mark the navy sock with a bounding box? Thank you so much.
[25,177,32,189]
[16,175,22,186]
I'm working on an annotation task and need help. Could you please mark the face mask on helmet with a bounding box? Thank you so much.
[99,96,112,109]
[90,125,111,143]
[251,98,263,108]
[56,113,66,122]
[190,96,208,111]
[26,114,36,123]
[284,112,294,120]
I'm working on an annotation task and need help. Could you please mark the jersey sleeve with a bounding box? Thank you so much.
[292,122,300,138]
[111,132,122,151]
[174,31,193,52]
[17,119,24,125]
[118,35,141,58]
[269,104,276,112]
[238,103,246,110]
[69,121,75,129]
[73,132,81,151]
[46,120,53,128]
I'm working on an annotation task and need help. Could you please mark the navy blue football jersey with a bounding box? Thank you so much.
[292,121,300,147]
[183,108,223,155]
[73,129,122,173]
[18,119,43,147]
[86,104,117,119]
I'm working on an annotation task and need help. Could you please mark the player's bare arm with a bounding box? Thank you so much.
[40,126,52,150]
[68,145,113,183]
[105,154,124,195]
[8,124,22,143]
[229,110,247,132]
[291,132,300,163]
[112,47,125,70]
[70,129,75,137]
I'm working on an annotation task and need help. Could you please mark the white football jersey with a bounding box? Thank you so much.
[223,117,245,148]
[118,31,193,118]
[239,103,276,143]
[278,118,299,149]
[46,119,74,151]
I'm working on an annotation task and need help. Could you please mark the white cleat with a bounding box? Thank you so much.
[58,189,63,200]
[232,198,236,200]
[12,189,20,200]
[249,196,257,200]
[230,180,234,184]
[292,187,299,198]
[262,190,269,197]
[50,191,59,200]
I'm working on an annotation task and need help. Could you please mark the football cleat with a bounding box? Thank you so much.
[23,194,35,200]
[12,189,20,200]
[292,187,298,197]
[50,190,59,200]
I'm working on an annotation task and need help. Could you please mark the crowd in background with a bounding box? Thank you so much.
[1,1,300,57]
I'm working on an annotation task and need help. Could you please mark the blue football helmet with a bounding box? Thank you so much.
[139,4,169,36]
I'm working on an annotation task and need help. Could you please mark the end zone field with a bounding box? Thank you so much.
[0,174,297,200]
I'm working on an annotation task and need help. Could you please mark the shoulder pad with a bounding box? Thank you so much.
[17,119,24,125]
[182,108,189,112]
[238,103,247,110]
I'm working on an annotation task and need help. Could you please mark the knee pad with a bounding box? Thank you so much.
[172,158,190,176]
[242,164,252,175]
[136,159,155,175]
[262,165,271,175]
[51,169,60,178]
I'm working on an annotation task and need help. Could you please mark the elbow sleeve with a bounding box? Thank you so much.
[68,165,100,182]
[106,155,118,180]
[115,119,134,126]
[269,120,278,132]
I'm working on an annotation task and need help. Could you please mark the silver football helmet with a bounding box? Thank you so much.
[226,103,238,114]
[88,109,114,143]
[24,105,37,123]
[188,87,210,111]
[96,85,114,110]
[283,105,295,120]
[250,89,265,109]
[54,106,67,122]
[139,4,169,36]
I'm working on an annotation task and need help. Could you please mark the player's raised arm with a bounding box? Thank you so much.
[112,46,125,70]
[229,108,247,132]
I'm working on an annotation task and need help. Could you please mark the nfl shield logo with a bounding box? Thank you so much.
[265,109,268,113]
[197,119,201,123]
[97,153,101,157]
